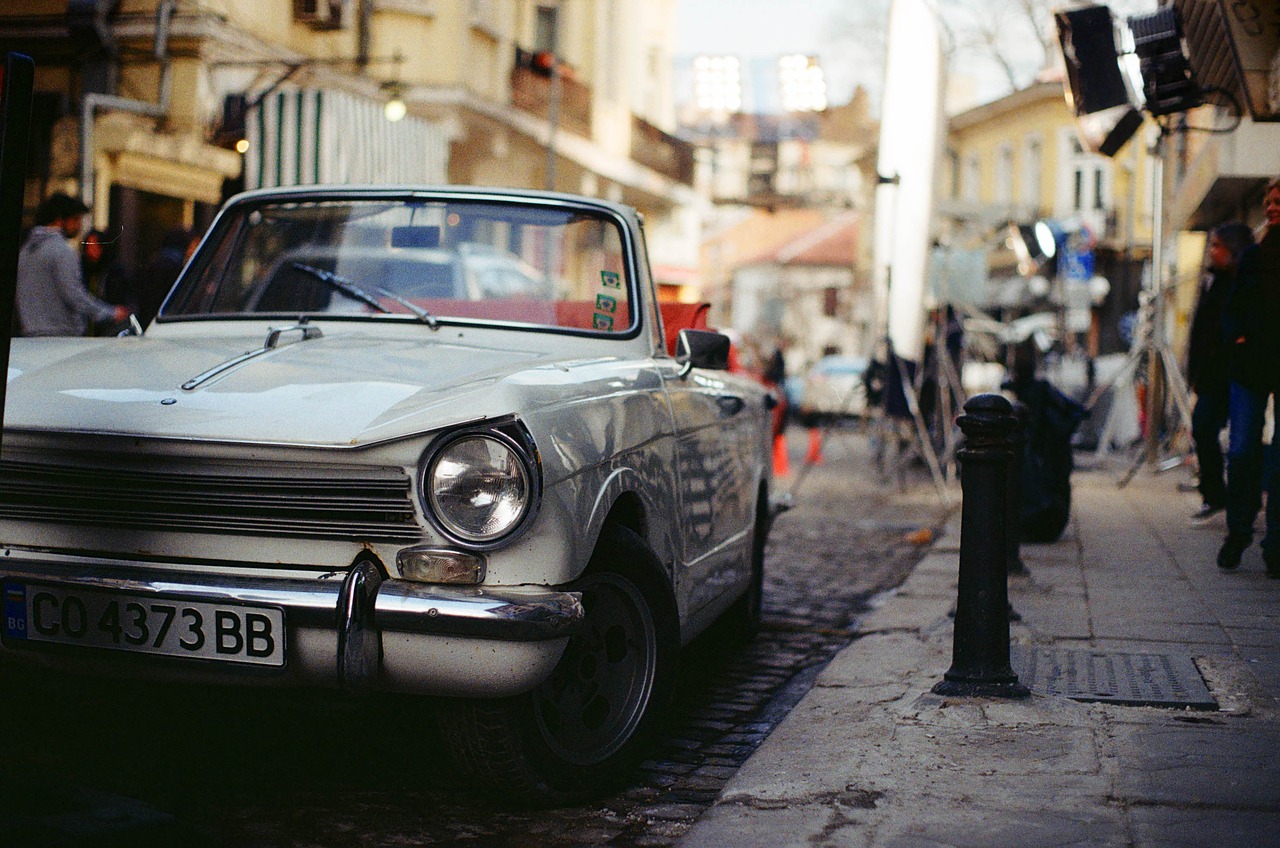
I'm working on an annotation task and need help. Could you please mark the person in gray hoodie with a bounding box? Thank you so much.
[16,193,128,336]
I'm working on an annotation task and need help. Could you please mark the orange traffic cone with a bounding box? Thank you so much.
[805,427,823,465]
[772,433,790,477]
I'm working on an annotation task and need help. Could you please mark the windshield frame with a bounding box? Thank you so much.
[156,187,644,342]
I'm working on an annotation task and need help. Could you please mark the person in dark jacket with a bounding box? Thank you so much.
[1186,221,1254,520]
[1218,178,1280,574]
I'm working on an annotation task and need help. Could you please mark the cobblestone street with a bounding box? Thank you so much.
[8,427,954,847]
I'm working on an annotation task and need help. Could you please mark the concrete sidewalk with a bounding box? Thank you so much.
[679,458,1280,847]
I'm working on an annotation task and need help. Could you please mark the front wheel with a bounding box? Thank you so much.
[437,524,679,805]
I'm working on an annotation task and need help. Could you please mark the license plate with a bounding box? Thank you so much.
[3,582,285,667]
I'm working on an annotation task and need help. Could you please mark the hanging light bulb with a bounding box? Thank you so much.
[383,81,406,122]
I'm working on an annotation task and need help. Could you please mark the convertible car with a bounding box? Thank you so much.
[0,185,777,803]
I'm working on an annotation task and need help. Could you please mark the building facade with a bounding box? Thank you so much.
[1160,0,1280,339]
[3,0,696,293]
[683,92,879,374]
[940,79,1157,359]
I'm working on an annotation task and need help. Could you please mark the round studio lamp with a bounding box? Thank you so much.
[1033,221,1058,260]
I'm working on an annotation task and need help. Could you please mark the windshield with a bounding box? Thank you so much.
[163,196,634,334]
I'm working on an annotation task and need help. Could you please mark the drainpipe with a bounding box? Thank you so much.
[357,0,372,70]
[78,0,176,209]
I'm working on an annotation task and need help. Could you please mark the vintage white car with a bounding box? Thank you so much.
[0,186,776,802]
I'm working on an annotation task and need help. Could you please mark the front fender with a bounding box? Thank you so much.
[585,467,678,580]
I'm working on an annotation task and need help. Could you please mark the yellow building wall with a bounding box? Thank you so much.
[950,96,1065,217]
[947,85,1155,249]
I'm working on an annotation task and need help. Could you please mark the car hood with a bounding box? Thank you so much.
[4,331,559,447]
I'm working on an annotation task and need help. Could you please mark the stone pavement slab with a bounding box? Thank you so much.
[678,463,1280,848]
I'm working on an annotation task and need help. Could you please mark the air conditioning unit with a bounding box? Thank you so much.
[294,0,346,30]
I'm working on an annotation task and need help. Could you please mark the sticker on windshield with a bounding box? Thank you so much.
[594,271,623,331]
[594,294,617,330]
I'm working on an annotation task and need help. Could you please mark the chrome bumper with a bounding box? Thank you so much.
[0,555,583,695]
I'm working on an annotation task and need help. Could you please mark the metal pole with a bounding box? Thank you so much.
[544,0,561,192]
[1144,138,1166,462]
[0,53,35,447]
[933,393,1030,698]
[1007,402,1028,575]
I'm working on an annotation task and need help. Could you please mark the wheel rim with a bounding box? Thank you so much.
[532,571,657,766]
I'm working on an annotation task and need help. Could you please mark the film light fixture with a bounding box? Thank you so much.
[1055,4,1205,158]
[1006,220,1059,277]
[1125,6,1201,117]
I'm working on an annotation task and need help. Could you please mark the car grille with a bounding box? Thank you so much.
[0,458,422,541]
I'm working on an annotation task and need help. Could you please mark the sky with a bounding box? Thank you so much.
[675,0,867,110]
[675,0,847,61]
[675,0,1161,115]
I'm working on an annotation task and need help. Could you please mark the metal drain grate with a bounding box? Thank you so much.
[1011,646,1217,710]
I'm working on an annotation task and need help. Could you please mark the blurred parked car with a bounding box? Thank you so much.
[0,185,777,804]
[798,354,869,425]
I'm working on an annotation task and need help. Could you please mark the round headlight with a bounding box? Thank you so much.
[425,434,532,544]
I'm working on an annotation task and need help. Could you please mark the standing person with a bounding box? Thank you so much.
[1218,178,1280,574]
[762,338,789,439]
[1186,222,1255,521]
[15,193,129,336]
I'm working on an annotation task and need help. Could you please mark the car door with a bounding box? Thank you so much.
[659,360,759,616]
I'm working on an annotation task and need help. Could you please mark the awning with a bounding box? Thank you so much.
[94,112,241,205]
[246,88,448,188]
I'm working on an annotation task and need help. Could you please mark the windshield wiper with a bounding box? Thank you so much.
[290,262,440,329]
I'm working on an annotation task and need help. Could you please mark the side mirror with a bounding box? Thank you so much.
[675,328,731,373]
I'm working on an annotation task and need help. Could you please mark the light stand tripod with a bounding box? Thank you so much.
[1084,128,1194,486]
[876,333,957,505]
[1086,289,1194,485]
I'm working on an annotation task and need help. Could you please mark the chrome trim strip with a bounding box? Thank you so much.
[1,423,480,452]
[0,561,341,627]
[182,322,324,391]
[375,582,583,641]
[0,560,583,646]
[180,346,273,391]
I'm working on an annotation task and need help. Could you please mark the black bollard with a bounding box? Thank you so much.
[932,393,1030,698]
[1007,401,1028,576]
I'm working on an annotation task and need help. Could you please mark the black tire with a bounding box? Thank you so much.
[437,523,679,805]
[717,487,767,644]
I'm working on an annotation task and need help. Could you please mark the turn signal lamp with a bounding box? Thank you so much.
[397,546,486,584]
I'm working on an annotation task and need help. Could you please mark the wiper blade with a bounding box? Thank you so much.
[290,262,439,329]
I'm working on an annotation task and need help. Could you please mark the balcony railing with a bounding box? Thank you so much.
[630,114,695,186]
[510,47,591,138]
